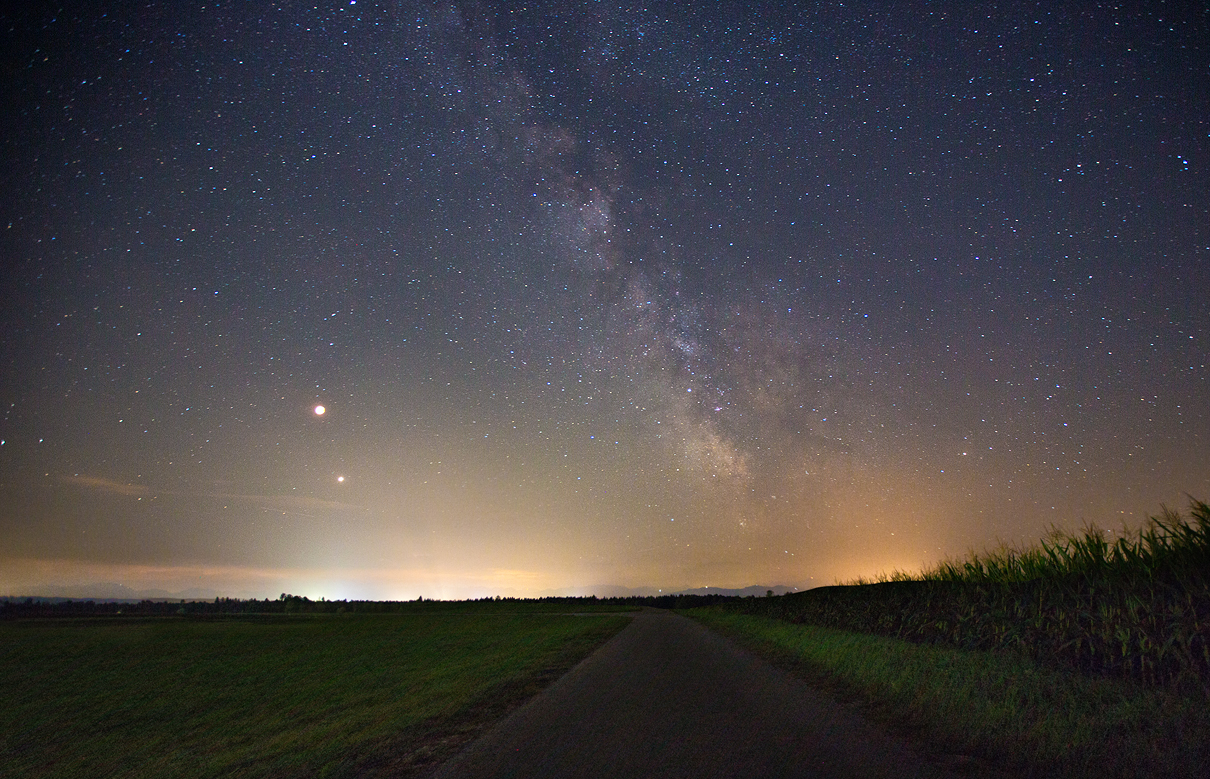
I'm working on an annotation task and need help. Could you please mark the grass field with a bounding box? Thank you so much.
[688,609,1210,779]
[0,611,630,778]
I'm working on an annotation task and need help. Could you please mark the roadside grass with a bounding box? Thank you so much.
[688,608,1209,779]
[0,611,630,779]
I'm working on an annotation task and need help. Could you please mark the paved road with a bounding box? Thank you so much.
[432,610,960,778]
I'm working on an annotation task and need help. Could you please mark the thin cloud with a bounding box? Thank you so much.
[209,492,365,514]
[62,475,151,497]
[61,476,359,515]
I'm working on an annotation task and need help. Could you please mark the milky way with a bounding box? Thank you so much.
[1,1,1207,599]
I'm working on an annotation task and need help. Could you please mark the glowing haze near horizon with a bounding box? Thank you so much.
[2,1,1207,600]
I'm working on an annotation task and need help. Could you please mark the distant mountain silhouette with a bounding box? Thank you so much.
[6,582,222,602]
[9,582,809,603]
[670,585,804,597]
[535,584,806,598]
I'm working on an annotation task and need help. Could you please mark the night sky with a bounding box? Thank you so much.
[2,1,1207,600]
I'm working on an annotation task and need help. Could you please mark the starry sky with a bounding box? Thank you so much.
[2,1,1207,600]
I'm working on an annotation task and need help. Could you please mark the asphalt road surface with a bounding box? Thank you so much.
[432,610,964,778]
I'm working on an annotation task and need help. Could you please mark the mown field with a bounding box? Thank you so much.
[0,610,631,779]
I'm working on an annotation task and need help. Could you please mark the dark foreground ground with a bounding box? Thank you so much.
[431,610,968,779]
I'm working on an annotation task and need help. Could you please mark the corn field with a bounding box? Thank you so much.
[725,499,1210,693]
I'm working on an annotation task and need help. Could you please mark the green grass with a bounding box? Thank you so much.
[687,609,1210,779]
[0,611,630,779]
